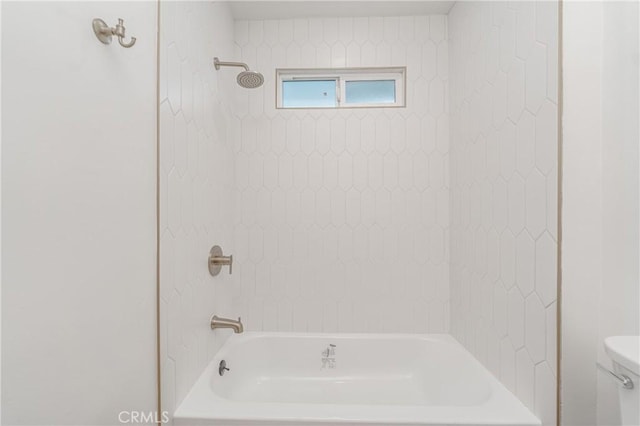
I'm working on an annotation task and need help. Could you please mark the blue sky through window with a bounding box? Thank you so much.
[282,80,336,108]
[345,80,396,104]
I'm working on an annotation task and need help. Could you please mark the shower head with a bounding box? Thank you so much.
[237,70,264,89]
[213,57,264,89]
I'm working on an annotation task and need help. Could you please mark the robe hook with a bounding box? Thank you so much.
[92,18,137,48]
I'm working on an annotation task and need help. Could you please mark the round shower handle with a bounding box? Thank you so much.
[208,245,233,276]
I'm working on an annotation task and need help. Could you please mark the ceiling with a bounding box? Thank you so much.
[226,1,456,20]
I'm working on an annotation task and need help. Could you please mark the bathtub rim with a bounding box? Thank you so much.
[173,332,541,426]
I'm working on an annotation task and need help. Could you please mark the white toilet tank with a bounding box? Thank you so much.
[604,336,640,426]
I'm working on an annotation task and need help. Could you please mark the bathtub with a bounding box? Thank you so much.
[173,333,540,426]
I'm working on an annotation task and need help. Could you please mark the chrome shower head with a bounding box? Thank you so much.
[213,57,264,89]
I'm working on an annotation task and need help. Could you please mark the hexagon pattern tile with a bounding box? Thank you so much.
[449,2,558,425]
[233,15,450,334]
[159,1,238,419]
[159,2,559,424]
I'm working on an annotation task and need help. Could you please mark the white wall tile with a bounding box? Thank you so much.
[449,1,558,423]
[500,337,517,393]
[535,100,558,175]
[525,42,547,114]
[159,1,237,419]
[516,231,536,296]
[535,361,558,426]
[508,174,526,233]
[525,292,547,364]
[233,16,449,333]
[525,169,547,238]
[546,301,558,377]
[508,287,525,349]
[516,348,536,409]
[535,232,558,307]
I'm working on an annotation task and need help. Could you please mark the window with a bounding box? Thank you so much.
[276,67,406,109]
[282,79,337,108]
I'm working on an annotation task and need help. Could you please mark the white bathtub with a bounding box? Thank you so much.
[174,333,540,426]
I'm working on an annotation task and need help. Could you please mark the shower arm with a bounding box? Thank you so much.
[213,58,249,71]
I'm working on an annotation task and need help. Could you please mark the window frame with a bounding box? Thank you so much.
[276,67,406,109]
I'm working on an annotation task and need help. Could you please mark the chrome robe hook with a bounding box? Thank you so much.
[92,18,136,48]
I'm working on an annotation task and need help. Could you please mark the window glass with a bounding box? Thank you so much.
[277,67,405,109]
[345,80,396,104]
[282,80,337,108]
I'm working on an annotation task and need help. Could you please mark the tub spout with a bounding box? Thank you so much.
[210,315,243,333]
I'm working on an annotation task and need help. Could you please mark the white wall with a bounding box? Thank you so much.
[448,2,559,425]
[562,2,640,425]
[2,2,157,424]
[598,2,640,424]
[561,2,602,424]
[158,1,238,418]
[232,15,451,333]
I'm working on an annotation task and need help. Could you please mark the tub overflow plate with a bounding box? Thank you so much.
[219,360,230,376]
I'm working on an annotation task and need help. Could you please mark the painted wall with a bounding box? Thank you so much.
[561,3,602,424]
[232,15,451,333]
[562,2,640,425]
[598,2,640,424]
[158,1,238,418]
[2,2,157,424]
[448,2,558,425]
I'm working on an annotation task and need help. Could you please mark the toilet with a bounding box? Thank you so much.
[604,336,640,425]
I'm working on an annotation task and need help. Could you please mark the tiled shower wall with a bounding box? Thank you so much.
[448,2,558,425]
[159,2,237,416]
[232,16,450,333]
